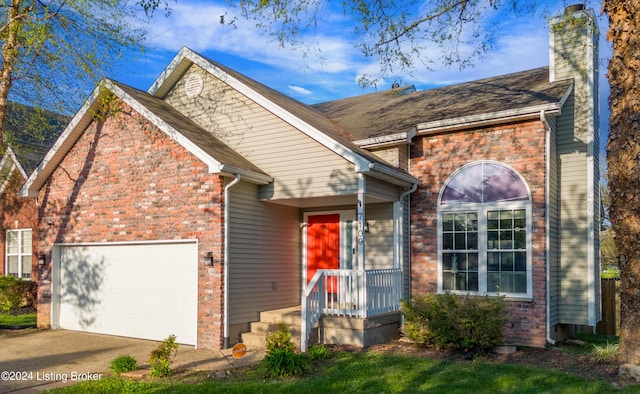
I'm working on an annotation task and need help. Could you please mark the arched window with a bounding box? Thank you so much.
[438,161,532,297]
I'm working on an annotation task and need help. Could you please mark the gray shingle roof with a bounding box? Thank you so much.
[312,67,573,140]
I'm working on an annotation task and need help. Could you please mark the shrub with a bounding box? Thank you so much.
[591,342,619,362]
[0,277,36,314]
[402,292,508,353]
[307,344,330,360]
[109,355,137,374]
[262,324,310,378]
[148,335,178,377]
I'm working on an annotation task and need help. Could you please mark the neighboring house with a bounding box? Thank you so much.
[21,5,599,350]
[1,104,66,281]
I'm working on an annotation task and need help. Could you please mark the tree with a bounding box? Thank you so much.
[603,0,640,365]
[229,0,640,365]
[0,0,171,148]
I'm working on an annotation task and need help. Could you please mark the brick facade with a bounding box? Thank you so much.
[0,169,38,279]
[36,100,226,349]
[409,120,548,347]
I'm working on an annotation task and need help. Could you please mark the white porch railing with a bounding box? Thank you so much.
[300,268,403,351]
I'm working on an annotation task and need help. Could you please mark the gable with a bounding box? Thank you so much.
[20,79,272,198]
[149,48,419,190]
[162,64,362,201]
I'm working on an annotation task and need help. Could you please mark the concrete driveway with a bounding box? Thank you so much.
[0,328,264,393]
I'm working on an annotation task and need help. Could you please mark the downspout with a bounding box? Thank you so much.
[540,109,556,345]
[223,174,241,349]
[397,182,418,329]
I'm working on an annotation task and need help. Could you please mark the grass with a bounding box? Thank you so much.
[0,312,36,327]
[51,347,640,394]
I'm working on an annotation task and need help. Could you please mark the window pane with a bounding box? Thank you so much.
[500,273,514,293]
[454,213,466,231]
[514,230,526,249]
[500,210,513,229]
[442,253,455,270]
[501,252,514,271]
[515,252,527,271]
[21,256,31,278]
[500,230,513,249]
[467,272,479,291]
[468,253,478,271]
[21,231,32,254]
[488,272,500,292]
[7,256,18,276]
[443,233,453,249]
[7,231,18,254]
[483,163,529,202]
[455,233,466,249]
[443,272,454,290]
[488,231,498,249]
[467,232,478,249]
[487,252,499,272]
[443,213,453,231]
[467,213,478,230]
[455,273,468,291]
[514,273,527,293]
[487,211,499,229]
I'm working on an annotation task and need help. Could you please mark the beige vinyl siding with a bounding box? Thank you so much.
[366,145,409,172]
[402,196,411,299]
[164,66,358,201]
[548,116,560,326]
[552,15,599,325]
[366,177,403,202]
[364,203,394,270]
[227,181,300,325]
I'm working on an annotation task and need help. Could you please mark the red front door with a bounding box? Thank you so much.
[307,214,340,290]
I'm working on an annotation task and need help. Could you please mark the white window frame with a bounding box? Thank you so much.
[5,228,33,280]
[437,161,533,299]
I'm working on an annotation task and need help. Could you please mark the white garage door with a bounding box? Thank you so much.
[54,241,198,345]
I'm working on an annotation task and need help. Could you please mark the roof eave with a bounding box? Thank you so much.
[218,165,273,185]
[415,102,565,135]
[354,128,417,148]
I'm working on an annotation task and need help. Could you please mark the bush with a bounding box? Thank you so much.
[261,324,310,378]
[307,344,330,360]
[591,342,619,362]
[402,293,508,353]
[148,335,178,377]
[0,277,36,314]
[109,355,137,374]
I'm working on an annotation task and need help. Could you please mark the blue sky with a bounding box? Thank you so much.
[114,0,611,153]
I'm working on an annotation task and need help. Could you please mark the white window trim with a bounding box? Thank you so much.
[5,228,33,280]
[437,202,533,298]
[437,161,533,299]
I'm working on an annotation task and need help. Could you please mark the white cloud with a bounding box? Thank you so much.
[288,85,312,95]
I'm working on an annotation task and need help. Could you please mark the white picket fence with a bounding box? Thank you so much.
[300,269,403,351]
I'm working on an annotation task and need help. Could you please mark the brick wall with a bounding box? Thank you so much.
[409,120,548,347]
[36,100,226,350]
[0,169,38,279]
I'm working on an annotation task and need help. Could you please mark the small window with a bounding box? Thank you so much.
[438,162,532,297]
[6,229,32,279]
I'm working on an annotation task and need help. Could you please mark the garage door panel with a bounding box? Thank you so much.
[56,242,197,345]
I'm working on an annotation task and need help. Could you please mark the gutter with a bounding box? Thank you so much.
[415,103,562,135]
[223,174,241,349]
[540,109,556,346]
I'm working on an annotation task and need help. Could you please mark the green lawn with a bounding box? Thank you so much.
[0,312,36,327]
[53,348,640,394]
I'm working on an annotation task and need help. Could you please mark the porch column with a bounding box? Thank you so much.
[357,174,366,270]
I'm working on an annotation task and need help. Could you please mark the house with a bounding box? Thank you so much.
[20,5,599,350]
[1,104,66,280]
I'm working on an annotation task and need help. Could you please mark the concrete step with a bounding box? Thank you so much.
[240,306,319,351]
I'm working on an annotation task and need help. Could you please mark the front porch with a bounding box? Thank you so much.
[240,268,404,351]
